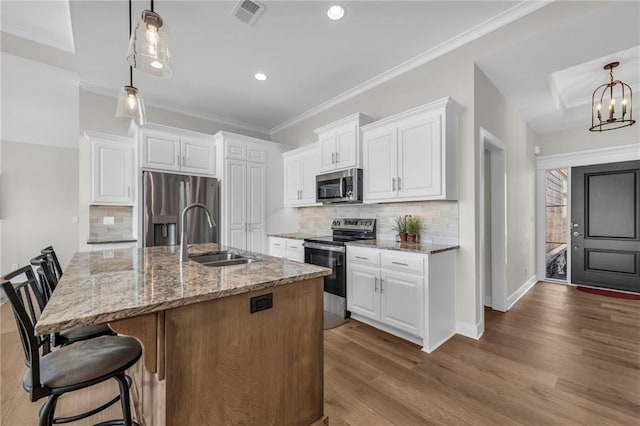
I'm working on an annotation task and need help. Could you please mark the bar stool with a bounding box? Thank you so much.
[40,246,62,282]
[30,254,115,346]
[2,265,142,426]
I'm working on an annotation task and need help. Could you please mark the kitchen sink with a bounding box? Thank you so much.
[189,252,263,267]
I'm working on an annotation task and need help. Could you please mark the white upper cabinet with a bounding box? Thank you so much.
[87,132,135,205]
[315,113,374,173]
[139,124,216,176]
[361,97,460,203]
[283,144,321,207]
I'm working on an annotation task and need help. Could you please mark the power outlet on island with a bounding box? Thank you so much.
[103,216,115,225]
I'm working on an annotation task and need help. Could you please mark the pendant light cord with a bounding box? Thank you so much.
[128,0,133,86]
[151,0,154,13]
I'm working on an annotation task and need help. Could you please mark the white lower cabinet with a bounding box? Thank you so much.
[347,245,455,353]
[269,237,305,262]
[348,265,380,320]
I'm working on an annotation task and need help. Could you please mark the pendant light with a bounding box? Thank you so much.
[127,0,173,78]
[590,62,635,132]
[117,0,146,124]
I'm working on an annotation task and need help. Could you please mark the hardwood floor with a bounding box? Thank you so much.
[2,281,639,425]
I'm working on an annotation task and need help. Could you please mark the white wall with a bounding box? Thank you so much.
[536,125,639,156]
[1,141,79,274]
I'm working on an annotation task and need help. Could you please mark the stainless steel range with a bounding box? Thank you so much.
[303,218,376,322]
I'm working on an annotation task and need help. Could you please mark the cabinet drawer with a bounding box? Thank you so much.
[285,240,305,262]
[269,237,286,257]
[381,252,424,274]
[347,247,380,268]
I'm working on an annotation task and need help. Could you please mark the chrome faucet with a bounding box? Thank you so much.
[180,203,216,262]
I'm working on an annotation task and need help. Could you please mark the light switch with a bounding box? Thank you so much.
[103,216,115,225]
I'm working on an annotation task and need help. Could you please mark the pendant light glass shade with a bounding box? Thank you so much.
[116,85,146,125]
[127,10,173,78]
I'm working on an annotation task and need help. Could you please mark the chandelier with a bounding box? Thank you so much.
[590,62,635,132]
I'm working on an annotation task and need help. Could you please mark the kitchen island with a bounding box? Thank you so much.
[36,243,331,426]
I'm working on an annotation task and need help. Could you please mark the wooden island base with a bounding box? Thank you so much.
[110,277,325,426]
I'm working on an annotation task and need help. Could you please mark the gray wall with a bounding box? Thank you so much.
[1,141,79,273]
[272,46,480,331]
[80,90,270,140]
[474,66,537,306]
[536,125,639,156]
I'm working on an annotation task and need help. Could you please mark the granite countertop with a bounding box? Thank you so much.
[86,238,138,244]
[36,243,331,335]
[267,232,328,240]
[345,239,459,254]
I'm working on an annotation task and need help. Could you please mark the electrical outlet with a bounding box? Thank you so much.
[103,216,115,225]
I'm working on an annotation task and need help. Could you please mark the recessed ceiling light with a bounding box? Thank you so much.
[327,5,345,21]
[254,73,268,81]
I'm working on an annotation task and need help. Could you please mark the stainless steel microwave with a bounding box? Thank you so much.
[316,168,363,204]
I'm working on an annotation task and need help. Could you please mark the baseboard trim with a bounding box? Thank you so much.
[456,320,484,340]
[506,274,538,310]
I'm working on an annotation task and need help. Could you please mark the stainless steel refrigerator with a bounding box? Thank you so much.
[142,171,219,247]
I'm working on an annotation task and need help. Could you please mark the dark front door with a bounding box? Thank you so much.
[571,160,640,293]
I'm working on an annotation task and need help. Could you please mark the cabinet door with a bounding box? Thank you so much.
[397,113,442,199]
[226,159,247,250]
[91,139,134,204]
[380,270,423,337]
[335,123,357,170]
[362,127,397,202]
[246,163,266,253]
[141,131,180,172]
[318,132,336,173]
[300,152,319,205]
[181,138,216,176]
[347,265,380,321]
[283,157,302,207]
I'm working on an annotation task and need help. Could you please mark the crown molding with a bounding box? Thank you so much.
[79,82,271,137]
[536,143,640,170]
[269,0,552,135]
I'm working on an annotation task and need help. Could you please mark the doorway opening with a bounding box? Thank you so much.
[544,169,568,282]
[479,128,507,316]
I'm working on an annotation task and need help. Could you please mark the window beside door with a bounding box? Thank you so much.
[545,169,568,281]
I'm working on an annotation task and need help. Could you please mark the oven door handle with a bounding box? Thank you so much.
[303,242,346,253]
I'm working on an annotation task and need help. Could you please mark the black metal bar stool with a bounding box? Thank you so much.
[2,265,142,426]
[30,254,115,346]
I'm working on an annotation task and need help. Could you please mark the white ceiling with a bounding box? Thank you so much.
[1,1,639,136]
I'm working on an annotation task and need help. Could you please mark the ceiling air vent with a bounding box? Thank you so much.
[231,0,266,25]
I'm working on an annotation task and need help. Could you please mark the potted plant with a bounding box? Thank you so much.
[391,215,408,241]
[406,216,421,243]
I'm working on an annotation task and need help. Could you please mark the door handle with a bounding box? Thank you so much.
[331,152,335,164]
[335,152,338,163]
[573,231,583,237]
[374,277,378,292]
[397,177,402,191]
[392,177,396,191]
[380,278,384,293]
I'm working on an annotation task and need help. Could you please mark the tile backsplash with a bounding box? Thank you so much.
[297,201,458,244]
[89,205,134,240]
